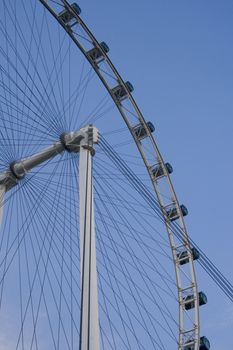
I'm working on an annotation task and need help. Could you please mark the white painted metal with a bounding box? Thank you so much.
[0,185,5,226]
[79,133,100,350]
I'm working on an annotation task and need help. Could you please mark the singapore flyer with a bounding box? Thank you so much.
[0,1,232,349]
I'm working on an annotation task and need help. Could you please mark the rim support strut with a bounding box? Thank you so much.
[79,126,100,350]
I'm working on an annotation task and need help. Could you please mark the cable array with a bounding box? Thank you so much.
[100,137,233,302]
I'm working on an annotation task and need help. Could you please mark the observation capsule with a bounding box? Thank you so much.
[133,121,155,140]
[151,162,173,179]
[178,247,200,265]
[165,204,188,222]
[184,336,210,350]
[100,42,109,53]
[184,291,208,310]
[87,41,109,63]
[200,337,210,350]
[112,81,134,101]
[58,3,81,24]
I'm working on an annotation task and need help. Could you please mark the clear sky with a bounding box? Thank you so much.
[79,0,233,348]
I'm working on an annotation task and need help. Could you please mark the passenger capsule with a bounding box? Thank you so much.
[112,81,134,101]
[100,41,110,53]
[125,81,134,93]
[178,247,200,265]
[165,204,188,222]
[58,3,81,24]
[151,162,173,179]
[87,41,109,63]
[133,121,155,140]
[200,337,210,350]
[184,337,210,350]
[184,291,207,310]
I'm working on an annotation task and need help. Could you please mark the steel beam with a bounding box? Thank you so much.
[79,126,100,350]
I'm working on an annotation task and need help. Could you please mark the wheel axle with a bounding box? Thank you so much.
[0,125,99,191]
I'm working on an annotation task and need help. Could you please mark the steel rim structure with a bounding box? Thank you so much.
[0,1,205,349]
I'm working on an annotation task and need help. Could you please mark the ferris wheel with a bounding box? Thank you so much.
[0,1,210,350]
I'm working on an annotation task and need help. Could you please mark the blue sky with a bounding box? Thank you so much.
[78,0,233,348]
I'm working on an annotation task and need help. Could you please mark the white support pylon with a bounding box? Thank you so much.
[0,185,5,226]
[79,126,100,350]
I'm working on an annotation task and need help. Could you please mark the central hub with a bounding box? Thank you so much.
[60,125,99,153]
[0,125,99,192]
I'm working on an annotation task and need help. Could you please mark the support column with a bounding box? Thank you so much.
[79,127,100,350]
[0,185,5,226]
